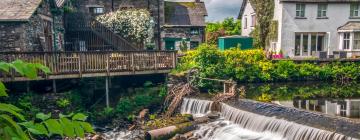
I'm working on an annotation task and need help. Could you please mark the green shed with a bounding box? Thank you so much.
[218,36,253,51]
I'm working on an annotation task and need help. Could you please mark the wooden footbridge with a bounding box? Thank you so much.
[0,51,177,107]
[0,51,177,82]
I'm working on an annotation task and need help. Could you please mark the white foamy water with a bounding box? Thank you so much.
[102,130,142,140]
[180,98,357,140]
[180,98,213,117]
[220,104,356,140]
[192,120,286,140]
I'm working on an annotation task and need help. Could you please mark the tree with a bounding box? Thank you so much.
[206,17,241,45]
[249,0,275,49]
[96,9,153,44]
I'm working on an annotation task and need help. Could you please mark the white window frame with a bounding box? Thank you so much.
[251,14,256,27]
[342,32,351,50]
[244,17,248,29]
[295,32,328,57]
[317,4,327,18]
[353,32,360,50]
[296,4,306,17]
[92,7,104,14]
[351,3,360,17]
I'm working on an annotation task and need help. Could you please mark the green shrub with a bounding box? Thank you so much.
[173,45,360,86]
[56,98,71,108]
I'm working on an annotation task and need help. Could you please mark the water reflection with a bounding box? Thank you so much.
[274,99,360,119]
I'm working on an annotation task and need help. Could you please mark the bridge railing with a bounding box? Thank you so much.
[0,51,176,80]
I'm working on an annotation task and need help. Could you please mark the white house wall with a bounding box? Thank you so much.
[241,1,256,36]
[273,0,282,53]
[280,3,360,58]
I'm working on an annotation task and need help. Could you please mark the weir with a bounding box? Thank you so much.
[180,98,358,140]
[180,98,213,116]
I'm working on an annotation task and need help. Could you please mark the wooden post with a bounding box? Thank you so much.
[172,52,176,68]
[26,81,30,93]
[105,77,110,108]
[53,79,57,93]
[131,53,135,73]
[79,53,82,77]
[106,53,110,76]
[154,52,158,70]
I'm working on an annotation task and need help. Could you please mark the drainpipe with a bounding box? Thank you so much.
[157,0,162,50]
[53,15,57,51]
[111,0,114,11]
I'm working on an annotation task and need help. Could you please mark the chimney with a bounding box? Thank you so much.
[195,0,201,3]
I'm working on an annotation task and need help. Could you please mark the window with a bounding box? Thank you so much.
[295,34,301,56]
[350,3,360,17]
[295,33,327,56]
[354,32,360,50]
[317,4,327,18]
[303,34,309,56]
[190,28,199,35]
[244,17,248,29]
[251,15,256,27]
[190,41,199,49]
[91,7,104,14]
[296,4,306,17]
[343,33,350,50]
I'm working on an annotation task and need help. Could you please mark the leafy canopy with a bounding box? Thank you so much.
[0,60,93,140]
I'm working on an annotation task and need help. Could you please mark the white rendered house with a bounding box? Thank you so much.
[239,0,360,58]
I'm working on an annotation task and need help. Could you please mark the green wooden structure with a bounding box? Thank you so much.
[218,36,253,51]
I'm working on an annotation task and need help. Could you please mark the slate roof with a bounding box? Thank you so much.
[280,0,360,2]
[164,1,208,27]
[0,0,42,22]
[338,21,360,32]
[238,0,256,19]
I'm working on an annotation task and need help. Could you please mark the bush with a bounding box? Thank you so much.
[173,44,360,85]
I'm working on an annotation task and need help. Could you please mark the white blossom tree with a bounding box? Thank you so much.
[96,9,154,44]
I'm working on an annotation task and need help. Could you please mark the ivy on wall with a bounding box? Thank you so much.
[249,0,275,49]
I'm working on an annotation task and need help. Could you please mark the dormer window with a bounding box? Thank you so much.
[296,4,306,18]
[350,3,360,18]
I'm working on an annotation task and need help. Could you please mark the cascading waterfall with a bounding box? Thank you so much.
[181,98,357,140]
[180,98,213,117]
[220,103,355,140]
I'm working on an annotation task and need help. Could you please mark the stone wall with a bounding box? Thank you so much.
[0,23,26,51]
[0,0,64,52]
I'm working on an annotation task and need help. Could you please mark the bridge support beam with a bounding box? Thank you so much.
[26,81,30,93]
[53,79,57,93]
[105,77,110,108]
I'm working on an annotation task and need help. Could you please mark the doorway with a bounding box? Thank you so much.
[165,41,175,50]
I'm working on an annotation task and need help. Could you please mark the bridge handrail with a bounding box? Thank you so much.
[0,51,177,80]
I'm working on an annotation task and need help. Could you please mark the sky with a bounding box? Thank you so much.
[204,0,243,22]
[167,0,243,22]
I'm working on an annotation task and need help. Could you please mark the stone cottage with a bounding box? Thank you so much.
[0,0,65,52]
[162,0,207,50]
